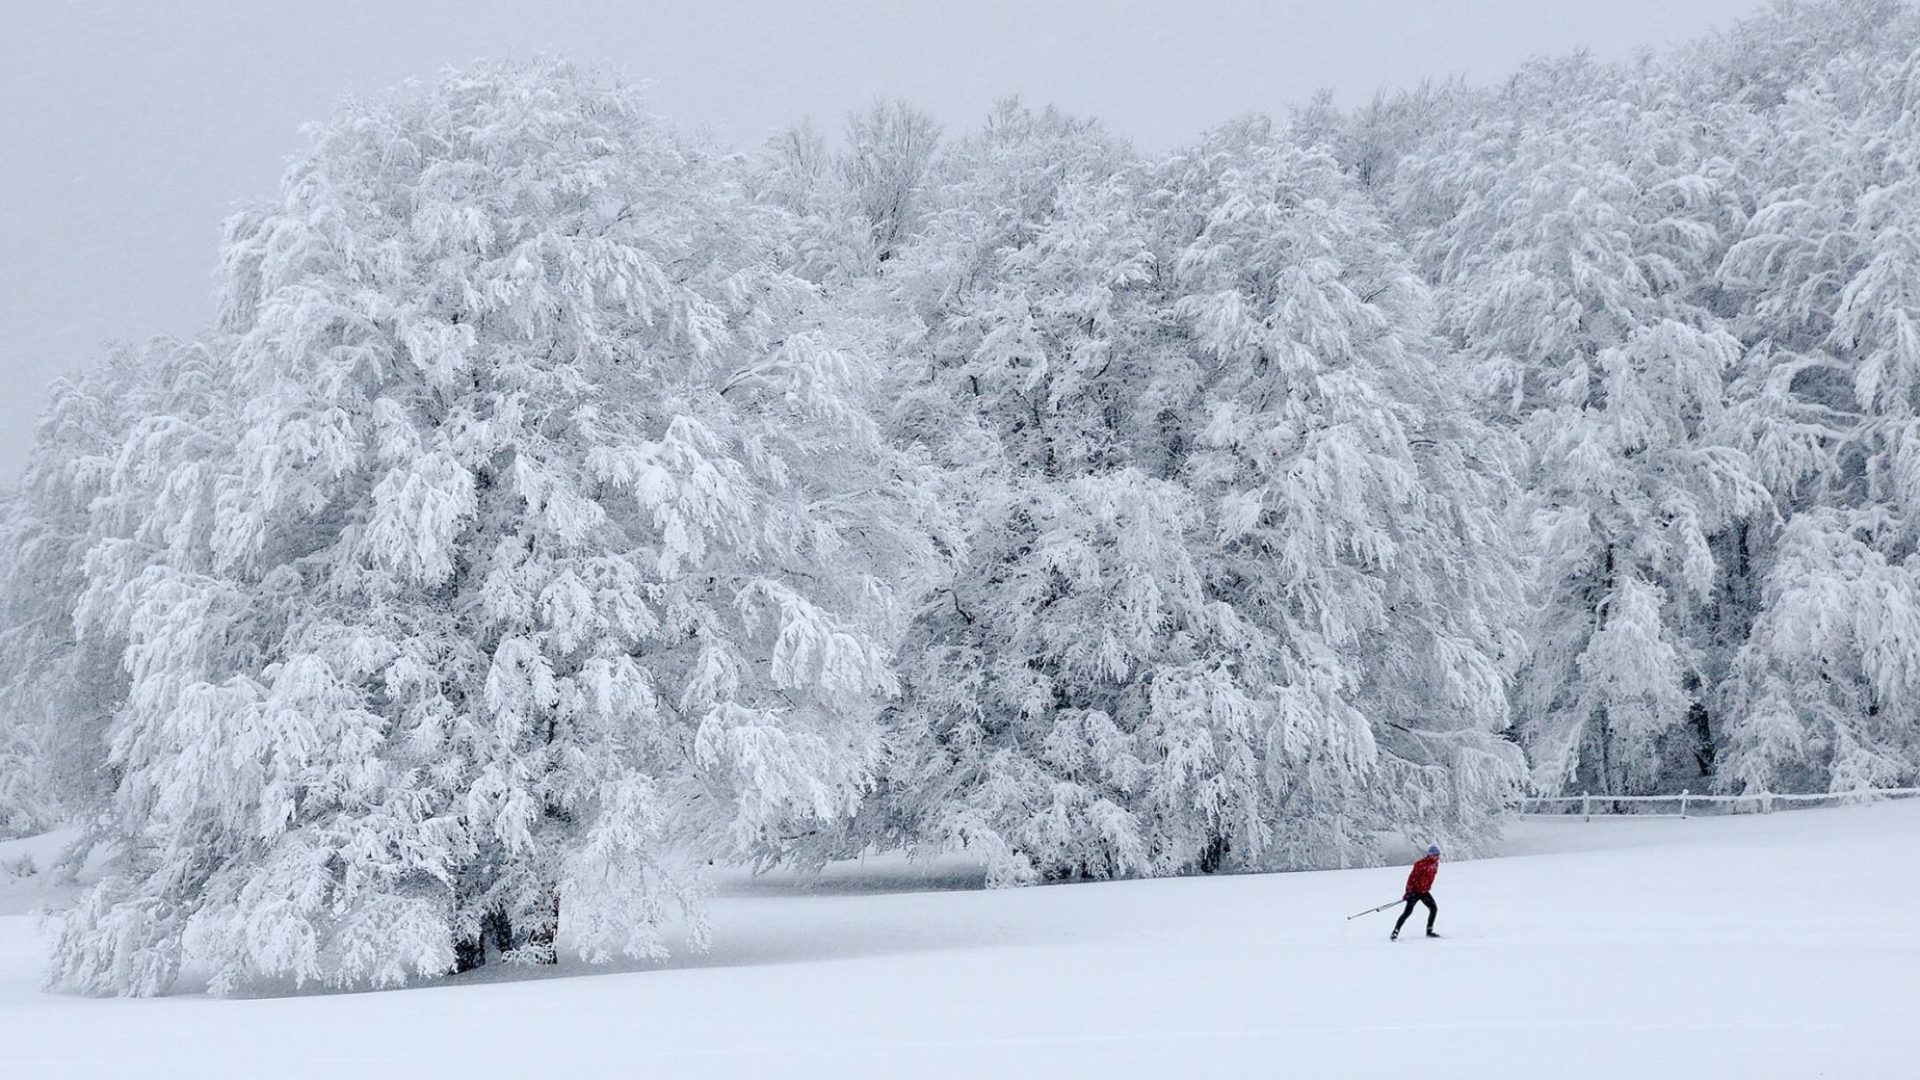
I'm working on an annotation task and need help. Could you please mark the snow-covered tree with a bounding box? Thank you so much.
[0,337,223,839]
[1717,27,1920,793]
[748,120,875,285]
[852,104,1191,884]
[839,99,943,266]
[1159,121,1527,860]
[1386,56,1772,795]
[36,59,934,996]
[856,110,1525,884]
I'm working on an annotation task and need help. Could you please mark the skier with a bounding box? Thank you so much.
[1391,844,1441,940]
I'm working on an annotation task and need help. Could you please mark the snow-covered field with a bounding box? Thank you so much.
[2,802,1913,1078]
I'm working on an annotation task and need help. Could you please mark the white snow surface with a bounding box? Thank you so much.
[2,803,1913,1078]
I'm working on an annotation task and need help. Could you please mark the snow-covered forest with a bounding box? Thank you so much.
[2,0,1917,996]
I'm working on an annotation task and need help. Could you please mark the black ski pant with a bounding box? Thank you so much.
[1394,891,1437,933]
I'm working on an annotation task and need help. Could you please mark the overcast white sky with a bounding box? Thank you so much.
[0,0,1773,473]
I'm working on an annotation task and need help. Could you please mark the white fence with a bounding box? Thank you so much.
[1515,787,1920,820]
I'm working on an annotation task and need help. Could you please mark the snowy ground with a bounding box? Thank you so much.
[3,803,1914,1079]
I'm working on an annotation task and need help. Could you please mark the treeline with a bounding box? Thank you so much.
[0,0,1914,994]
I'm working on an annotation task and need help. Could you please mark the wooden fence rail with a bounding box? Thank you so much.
[1514,787,1920,821]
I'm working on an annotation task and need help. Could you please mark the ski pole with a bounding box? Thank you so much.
[1346,899,1403,920]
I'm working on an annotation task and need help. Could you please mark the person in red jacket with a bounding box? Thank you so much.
[1391,845,1441,940]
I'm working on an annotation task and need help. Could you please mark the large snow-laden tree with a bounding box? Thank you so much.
[853,104,1195,885]
[39,60,935,996]
[0,337,228,841]
[1159,122,1528,863]
[1388,60,1772,796]
[856,111,1526,885]
[1717,33,1920,794]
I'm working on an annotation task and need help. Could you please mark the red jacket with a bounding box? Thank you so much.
[1405,854,1439,896]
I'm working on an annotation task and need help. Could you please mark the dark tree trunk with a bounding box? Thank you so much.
[453,933,487,974]
[452,907,517,973]
[485,908,515,958]
[1197,833,1230,875]
[526,891,560,965]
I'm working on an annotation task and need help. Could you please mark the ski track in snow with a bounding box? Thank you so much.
[2,803,1915,1079]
